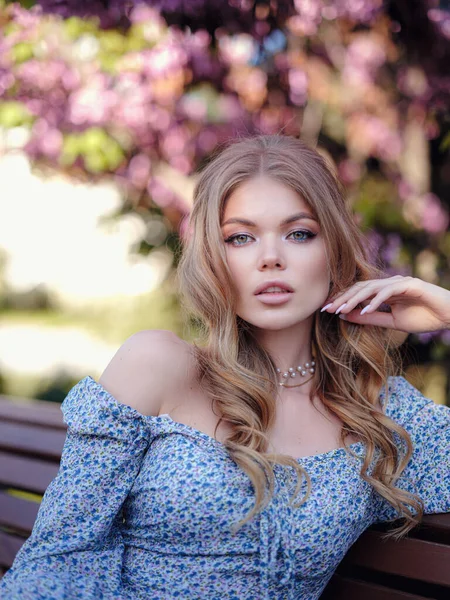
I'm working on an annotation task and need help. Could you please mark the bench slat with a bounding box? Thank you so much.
[0,491,40,534]
[343,530,450,586]
[416,513,450,543]
[0,530,26,571]
[0,422,66,460]
[324,574,431,599]
[0,452,59,495]
[0,396,65,429]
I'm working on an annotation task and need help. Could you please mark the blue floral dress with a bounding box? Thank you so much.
[0,375,449,599]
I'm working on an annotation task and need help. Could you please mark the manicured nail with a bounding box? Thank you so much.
[338,314,347,320]
[320,303,333,312]
[360,305,371,315]
[335,303,347,314]
[320,302,333,312]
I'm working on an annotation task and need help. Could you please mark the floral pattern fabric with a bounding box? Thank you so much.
[0,375,449,599]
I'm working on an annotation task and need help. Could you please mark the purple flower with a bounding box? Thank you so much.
[420,193,450,234]
[343,35,386,86]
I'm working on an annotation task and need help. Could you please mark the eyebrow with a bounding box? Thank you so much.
[221,212,318,227]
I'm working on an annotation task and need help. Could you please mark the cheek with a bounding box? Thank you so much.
[225,251,248,289]
[293,244,328,271]
[294,248,330,292]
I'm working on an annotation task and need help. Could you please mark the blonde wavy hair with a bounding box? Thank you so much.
[178,134,423,539]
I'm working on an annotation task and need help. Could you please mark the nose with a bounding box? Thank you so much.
[258,237,286,271]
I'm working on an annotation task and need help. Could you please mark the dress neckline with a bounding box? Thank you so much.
[157,413,365,463]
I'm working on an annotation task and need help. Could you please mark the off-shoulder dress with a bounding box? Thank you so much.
[0,375,449,599]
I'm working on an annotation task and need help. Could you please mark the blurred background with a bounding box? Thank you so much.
[0,0,449,404]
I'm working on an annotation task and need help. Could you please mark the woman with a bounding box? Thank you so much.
[1,135,449,599]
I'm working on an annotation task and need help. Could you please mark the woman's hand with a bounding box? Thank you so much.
[321,276,450,334]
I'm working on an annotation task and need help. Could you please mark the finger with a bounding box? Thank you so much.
[321,277,404,314]
[356,281,412,315]
[338,309,398,329]
[326,281,398,315]
[321,282,374,313]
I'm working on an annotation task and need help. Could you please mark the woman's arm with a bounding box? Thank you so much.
[0,330,185,597]
[373,376,450,523]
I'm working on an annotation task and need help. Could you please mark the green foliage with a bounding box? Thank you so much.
[353,176,407,232]
[60,128,125,173]
[63,16,100,40]
[5,0,36,8]
[0,100,34,128]
[11,41,34,63]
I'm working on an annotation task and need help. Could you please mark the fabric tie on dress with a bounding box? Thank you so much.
[258,473,296,599]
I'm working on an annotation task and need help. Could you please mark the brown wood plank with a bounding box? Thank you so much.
[323,574,431,599]
[0,452,59,495]
[0,491,40,534]
[0,530,26,571]
[416,513,450,543]
[343,530,450,587]
[0,422,66,460]
[0,397,65,429]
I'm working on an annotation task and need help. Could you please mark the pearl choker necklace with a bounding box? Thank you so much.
[276,359,316,388]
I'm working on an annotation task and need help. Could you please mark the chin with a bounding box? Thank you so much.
[240,313,313,331]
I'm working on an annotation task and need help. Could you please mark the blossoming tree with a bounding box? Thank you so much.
[1,0,450,370]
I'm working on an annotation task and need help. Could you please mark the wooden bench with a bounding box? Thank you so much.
[0,395,449,598]
[0,394,66,576]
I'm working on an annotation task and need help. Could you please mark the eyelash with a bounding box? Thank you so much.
[224,230,317,247]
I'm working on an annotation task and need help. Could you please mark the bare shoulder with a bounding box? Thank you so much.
[98,330,196,416]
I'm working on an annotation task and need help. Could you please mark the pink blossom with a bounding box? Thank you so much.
[218,34,257,66]
[396,67,429,98]
[179,94,208,122]
[147,177,176,208]
[171,154,193,174]
[17,60,67,92]
[161,126,189,156]
[338,158,361,185]
[127,153,152,189]
[343,36,386,87]
[420,193,450,234]
[196,129,218,152]
[69,81,116,126]
[398,179,414,200]
[288,68,308,106]
[142,42,188,78]
[39,128,63,158]
[335,0,383,23]
[129,5,164,25]
[348,114,402,161]
[216,95,244,121]
[293,0,322,35]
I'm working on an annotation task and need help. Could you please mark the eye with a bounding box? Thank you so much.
[287,230,316,242]
[224,233,253,247]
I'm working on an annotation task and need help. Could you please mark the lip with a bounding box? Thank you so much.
[254,280,294,306]
[254,280,294,295]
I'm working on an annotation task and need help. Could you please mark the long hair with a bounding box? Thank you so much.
[178,134,422,538]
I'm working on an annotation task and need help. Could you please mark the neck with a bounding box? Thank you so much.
[253,315,315,373]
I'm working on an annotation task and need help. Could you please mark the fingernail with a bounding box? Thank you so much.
[360,305,371,315]
[320,303,333,313]
[335,303,347,314]
[338,314,347,321]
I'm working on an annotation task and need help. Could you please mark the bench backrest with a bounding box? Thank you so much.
[323,512,450,599]
[0,394,66,575]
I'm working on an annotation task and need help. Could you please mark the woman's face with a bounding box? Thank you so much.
[221,176,330,331]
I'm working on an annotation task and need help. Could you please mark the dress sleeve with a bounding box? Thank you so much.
[373,376,450,523]
[0,376,155,599]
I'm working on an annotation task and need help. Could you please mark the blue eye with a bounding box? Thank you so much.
[224,234,252,246]
[287,230,316,242]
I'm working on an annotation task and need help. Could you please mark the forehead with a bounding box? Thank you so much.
[223,176,311,218]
